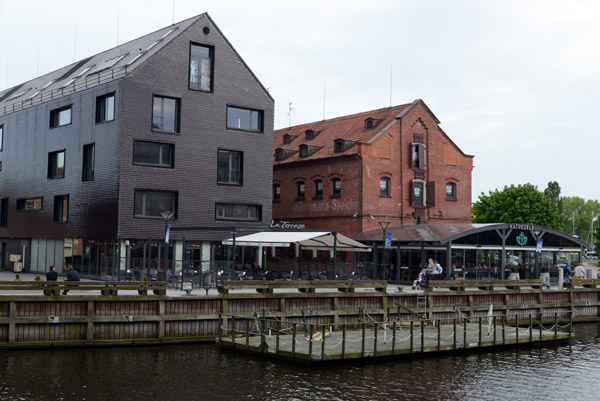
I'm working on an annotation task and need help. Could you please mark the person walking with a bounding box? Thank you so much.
[62,265,80,295]
[563,261,572,284]
[46,265,58,281]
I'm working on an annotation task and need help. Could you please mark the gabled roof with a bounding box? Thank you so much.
[274,103,411,164]
[0,14,202,116]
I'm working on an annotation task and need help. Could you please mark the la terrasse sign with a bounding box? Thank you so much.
[270,220,306,230]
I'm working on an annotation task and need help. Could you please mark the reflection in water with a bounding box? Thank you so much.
[1,324,600,401]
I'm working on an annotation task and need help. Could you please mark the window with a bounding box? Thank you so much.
[365,118,382,129]
[134,141,174,168]
[446,182,456,201]
[0,198,7,227]
[0,124,3,151]
[96,93,115,123]
[314,180,323,199]
[296,181,305,200]
[411,143,426,170]
[305,130,320,140]
[331,178,341,196]
[152,96,180,133]
[48,150,65,179]
[49,105,72,128]
[189,43,214,92]
[275,149,284,161]
[217,149,243,185]
[82,144,95,181]
[283,134,296,144]
[334,140,344,153]
[412,181,425,208]
[273,184,281,201]
[380,177,390,197]
[134,190,178,219]
[215,203,261,222]
[53,195,69,222]
[227,106,263,132]
[299,145,308,158]
[17,198,42,211]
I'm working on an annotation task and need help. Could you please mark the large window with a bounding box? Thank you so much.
[134,190,178,219]
[411,143,426,170]
[446,182,456,201]
[380,177,390,197]
[227,106,263,132]
[96,93,115,123]
[48,150,65,179]
[17,198,42,211]
[50,105,72,128]
[134,141,174,168]
[189,43,214,92]
[217,149,243,185]
[53,195,69,222]
[0,124,3,151]
[412,180,425,207]
[152,96,180,133]
[82,144,95,181]
[215,203,261,222]
[314,180,323,199]
[296,181,305,200]
[0,198,7,227]
[331,178,341,196]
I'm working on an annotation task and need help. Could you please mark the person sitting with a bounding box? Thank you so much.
[432,261,443,280]
[62,264,80,295]
[46,265,58,281]
[412,268,428,289]
[573,264,585,278]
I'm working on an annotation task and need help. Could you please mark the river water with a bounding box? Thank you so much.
[1,323,599,401]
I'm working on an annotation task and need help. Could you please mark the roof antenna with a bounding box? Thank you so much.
[116,0,120,46]
[73,26,77,63]
[37,43,40,77]
[323,80,326,120]
[4,58,8,90]
[389,62,393,107]
[172,0,176,24]
[287,102,294,128]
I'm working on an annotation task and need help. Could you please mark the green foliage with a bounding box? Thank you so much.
[559,196,600,244]
[15,273,21,280]
[34,274,41,281]
[473,183,559,228]
[544,181,563,219]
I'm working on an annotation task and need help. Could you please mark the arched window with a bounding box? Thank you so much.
[273,184,280,201]
[446,182,456,201]
[296,181,305,199]
[380,177,390,197]
[314,180,323,199]
[331,178,341,196]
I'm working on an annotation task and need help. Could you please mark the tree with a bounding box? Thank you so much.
[473,183,559,228]
[544,181,563,228]
[560,197,600,242]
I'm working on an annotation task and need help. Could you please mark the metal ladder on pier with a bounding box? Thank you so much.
[417,295,427,320]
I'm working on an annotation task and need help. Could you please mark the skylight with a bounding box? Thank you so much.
[145,41,160,51]
[161,28,176,39]
[27,91,41,100]
[42,80,55,89]
[61,78,77,88]
[76,66,93,77]
[92,54,127,74]
[6,88,30,101]
[126,53,143,67]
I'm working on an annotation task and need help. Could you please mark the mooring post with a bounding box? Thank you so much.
[361,322,366,356]
[516,314,519,344]
[463,317,467,348]
[453,318,457,349]
[276,320,281,354]
[232,316,236,347]
[374,323,378,357]
[342,324,346,359]
[539,311,543,340]
[321,324,326,359]
[437,319,441,350]
[410,320,414,353]
[421,321,425,352]
[392,321,397,355]
[292,323,297,357]
[478,317,482,347]
[493,316,497,344]
[502,315,505,344]
[569,311,573,337]
[529,314,532,342]
[218,313,223,343]
[246,318,250,350]
[554,313,558,340]
[309,325,313,359]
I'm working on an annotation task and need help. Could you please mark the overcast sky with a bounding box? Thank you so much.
[1,0,598,202]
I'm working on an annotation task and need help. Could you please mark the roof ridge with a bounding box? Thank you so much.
[275,103,412,132]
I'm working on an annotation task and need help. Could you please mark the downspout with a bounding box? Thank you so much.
[398,118,404,224]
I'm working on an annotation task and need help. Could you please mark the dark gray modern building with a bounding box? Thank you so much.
[0,13,274,276]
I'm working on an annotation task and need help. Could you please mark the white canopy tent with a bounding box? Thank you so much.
[222,231,371,252]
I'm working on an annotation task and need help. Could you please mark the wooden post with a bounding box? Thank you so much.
[361,322,366,356]
[453,318,457,349]
[392,321,397,355]
[292,323,296,357]
[246,318,250,350]
[478,317,482,347]
[437,319,441,350]
[539,311,543,340]
[410,320,414,353]
[554,312,558,340]
[309,325,314,358]
[516,314,519,344]
[321,324,326,359]
[342,324,346,359]
[502,315,505,345]
[276,320,281,354]
[374,323,378,357]
[529,314,532,342]
[421,321,425,352]
[218,313,223,343]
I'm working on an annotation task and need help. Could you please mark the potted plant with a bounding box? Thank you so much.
[14,273,21,281]
[539,265,550,287]
[34,274,41,281]
[507,265,520,281]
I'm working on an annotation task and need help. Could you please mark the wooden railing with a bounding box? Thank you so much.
[422,279,544,291]
[566,278,600,288]
[216,280,387,294]
[0,281,166,296]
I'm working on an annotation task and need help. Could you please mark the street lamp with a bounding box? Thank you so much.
[161,211,175,283]
[379,221,390,280]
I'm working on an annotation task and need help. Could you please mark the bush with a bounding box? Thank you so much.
[34,274,41,281]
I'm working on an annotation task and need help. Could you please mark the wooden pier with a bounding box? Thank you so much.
[217,313,572,363]
[0,279,596,349]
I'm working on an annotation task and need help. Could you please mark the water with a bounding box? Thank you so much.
[1,323,600,401]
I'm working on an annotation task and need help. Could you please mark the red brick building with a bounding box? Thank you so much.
[272,99,473,242]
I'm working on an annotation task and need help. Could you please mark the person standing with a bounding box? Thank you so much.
[46,265,58,281]
[574,264,585,278]
[563,261,572,283]
[62,265,80,295]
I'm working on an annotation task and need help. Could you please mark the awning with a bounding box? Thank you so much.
[222,231,371,252]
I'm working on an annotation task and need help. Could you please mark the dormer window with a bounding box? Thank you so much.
[283,134,297,144]
[275,148,284,161]
[365,118,383,129]
[305,129,321,140]
[299,145,308,158]
[334,140,344,153]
